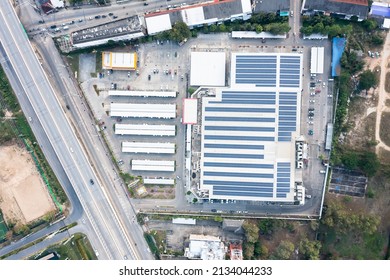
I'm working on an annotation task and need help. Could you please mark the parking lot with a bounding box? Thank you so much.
[80,40,191,197]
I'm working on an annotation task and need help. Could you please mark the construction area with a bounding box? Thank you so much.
[0,145,56,226]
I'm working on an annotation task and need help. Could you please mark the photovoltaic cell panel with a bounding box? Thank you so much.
[213,191,274,197]
[204,153,264,159]
[204,162,274,169]
[204,171,274,178]
[214,186,273,192]
[204,180,273,187]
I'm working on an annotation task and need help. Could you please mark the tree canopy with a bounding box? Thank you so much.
[299,238,321,260]
[169,21,191,43]
[242,221,259,243]
[359,70,378,91]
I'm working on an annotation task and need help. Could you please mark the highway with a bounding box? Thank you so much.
[0,0,151,260]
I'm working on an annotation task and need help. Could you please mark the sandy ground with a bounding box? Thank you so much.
[0,145,55,225]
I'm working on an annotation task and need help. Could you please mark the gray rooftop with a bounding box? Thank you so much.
[71,16,144,44]
[303,0,369,18]
[253,0,290,13]
[203,0,244,20]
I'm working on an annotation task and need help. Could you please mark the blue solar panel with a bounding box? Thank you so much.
[279,121,296,126]
[205,116,275,122]
[278,137,291,142]
[214,186,273,192]
[277,188,291,193]
[279,106,296,110]
[279,100,297,105]
[204,143,264,149]
[204,162,274,169]
[277,183,290,187]
[277,178,290,182]
[213,191,274,197]
[236,64,276,69]
[280,75,300,80]
[223,94,276,100]
[204,153,264,159]
[205,107,276,113]
[205,135,275,142]
[210,99,276,105]
[277,173,290,177]
[236,74,277,79]
[279,95,297,100]
[222,90,276,96]
[278,132,291,136]
[204,180,273,187]
[277,168,290,172]
[237,55,277,59]
[205,126,275,132]
[278,111,296,115]
[280,69,300,74]
[279,64,300,69]
[236,69,277,74]
[255,84,277,87]
[278,126,296,132]
[204,171,274,178]
[276,193,287,198]
[279,116,296,121]
[277,162,290,167]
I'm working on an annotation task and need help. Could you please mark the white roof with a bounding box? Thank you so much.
[131,160,175,172]
[115,124,176,136]
[240,0,252,14]
[232,31,287,39]
[183,99,198,124]
[181,7,205,26]
[102,52,137,70]
[144,178,175,185]
[50,0,64,8]
[122,142,175,154]
[311,47,324,74]
[172,218,196,225]
[110,103,176,119]
[145,14,172,35]
[109,90,176,98]
[190,52,226,86]
[383,18,390,29]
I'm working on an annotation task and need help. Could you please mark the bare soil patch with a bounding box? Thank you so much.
[378,147,390,165]
[0,145,55,225]
[385,72,390,93]
[345,97,377,149]
[379,112,390,147]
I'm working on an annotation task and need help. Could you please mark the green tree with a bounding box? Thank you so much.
[243,242,255,260]
[359,151,380,176]
[313,22,325,34]
[299,238,321,260]
[169,21,191,43]
[271,240,295,260]
[254,241,268,259]
[371,34,384,46]
[209,24,217,32]
[327,25,342,37]
[363,19,378,31]
[242,221,259,243]
[341,152,359,170]
[264,22,290,35]
[359,70,378,91]
[255,24,263,33]
[217,24,227,32]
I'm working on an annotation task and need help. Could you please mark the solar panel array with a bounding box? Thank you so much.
[200,53,302,201]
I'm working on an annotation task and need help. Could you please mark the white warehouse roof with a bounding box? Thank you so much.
[110,103,176,118]
[310,47,324,74]
[131,160,175,172]
[145,14,172,35]
[115,124,176,136]
[102,52,137,70]
[144,178,175,185]
[183,98,198,124]
[190,52,226,86]
[122,142,175,154]
[109,90,176,98]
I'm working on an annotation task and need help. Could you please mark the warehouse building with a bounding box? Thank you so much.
[198,53,302,202]
[310,47,324,74]
[109,90,177,98]
[145,0,252,35]
[71,16,145,49]
[183,98,198,124]
[122,142,175,154]
[184,234,226,260]
[131,160,175,172]
[115,124,176,136]
[190,52,226,87]
[144,178,175,185]
[102,52,137,70]
[110,103,176,119]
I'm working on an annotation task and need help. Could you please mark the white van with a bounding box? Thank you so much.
[319,170,326,174]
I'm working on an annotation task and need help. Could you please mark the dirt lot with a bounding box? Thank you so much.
[0,145,55,225]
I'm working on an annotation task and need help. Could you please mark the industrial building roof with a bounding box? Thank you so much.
[115,124,176,136]
[190,52,226,86]
[110,103,176,119]
[185,234,225,260]
[145,13,172,35]
[231,31,287,39]
[253,0,290,13]
[102,52,137,70]
[303,0,369,20]
[144,178,175,185]
[310,47,324,74]
[122,142,175,154]
[108,90,176,98]
[183,98,198,124]
[131,160,175,172]
[71,16,144,48]
[200,53,302,202]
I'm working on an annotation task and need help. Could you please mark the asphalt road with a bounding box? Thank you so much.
[0,0,148,260]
